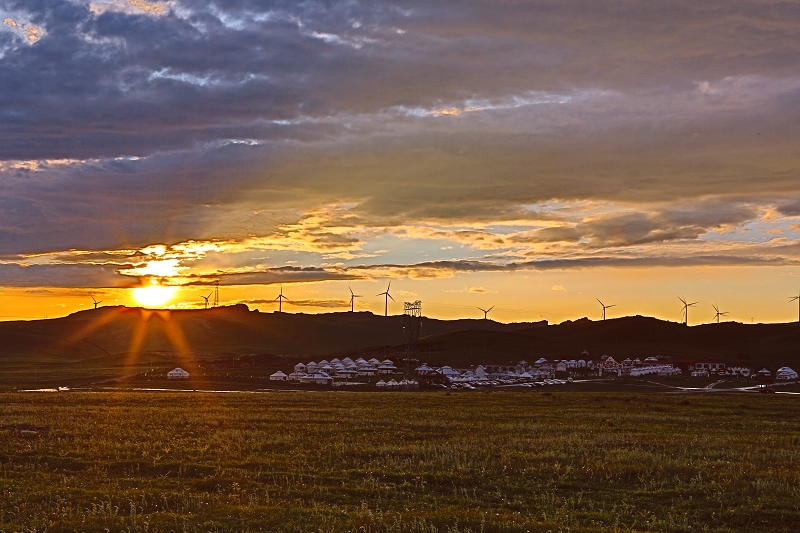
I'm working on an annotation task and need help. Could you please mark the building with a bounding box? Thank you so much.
[300,371,333,386]
[695,361,726,374]
[270,371,288,381]
[728,366,751,378]
[484,363,516,374]
[167,368,189,379]
[776,367,798,380]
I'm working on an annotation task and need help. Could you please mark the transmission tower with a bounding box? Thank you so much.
[402,300,423,353]
[213,280,220,308]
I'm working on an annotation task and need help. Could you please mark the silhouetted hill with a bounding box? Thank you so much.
[412,315,800,370]
[0,307,798,372]
[0,304,543,362]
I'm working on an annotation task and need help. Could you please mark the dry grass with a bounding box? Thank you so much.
[0,392,799,532]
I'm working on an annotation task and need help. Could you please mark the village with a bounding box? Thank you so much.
[234,352,799,389]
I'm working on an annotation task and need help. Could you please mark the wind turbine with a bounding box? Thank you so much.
[478,306,494,320]
[712,304,728,324]
[678,296,698,326]
[274,287,289,313]
[790,291,800,322]
[91,296,102,309]
[377,282,394,317]
[200,292,212,309]
[596,299,615,320]
[348,286,362,312]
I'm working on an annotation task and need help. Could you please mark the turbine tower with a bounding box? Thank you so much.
[348,286,362,312]
[678,296,698,326]
[91,296,102,309]
[596,299,615,320]
[478,306,494,320]
[201,292,212,309]
[712,304,728,324]
[274,287,289,313]
[377,282,394,317]
[790,291,800,322]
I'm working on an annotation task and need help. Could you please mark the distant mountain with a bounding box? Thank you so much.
[0,304,544,362]
[0,306,798,370]
[413,314,800,370]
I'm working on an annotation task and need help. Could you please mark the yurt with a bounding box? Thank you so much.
[167,368,190,380]
[270,371,288,381]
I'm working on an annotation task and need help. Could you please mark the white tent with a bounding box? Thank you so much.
[167,368,189,379]
[440,366,460,377]
[270,371,288,381]
[300,371,333,385]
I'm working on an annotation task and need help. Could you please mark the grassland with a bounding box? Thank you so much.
[1,392,799,533]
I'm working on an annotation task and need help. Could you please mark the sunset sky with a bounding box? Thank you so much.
[2,0,800,324]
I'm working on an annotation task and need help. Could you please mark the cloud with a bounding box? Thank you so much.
[237,298,349,309]
[0,263,137,288]
[1,0,800,290]
[552,285,565,291]
[347,254,797,279]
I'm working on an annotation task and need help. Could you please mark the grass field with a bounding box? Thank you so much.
[1,392,799,533]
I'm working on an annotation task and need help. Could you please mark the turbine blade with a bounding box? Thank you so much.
[488,306,494,312]
[349,286,354,296]
[388,294,395,302]
[608,304,616,308]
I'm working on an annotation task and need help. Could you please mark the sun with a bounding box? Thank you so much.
[132,283,177,308]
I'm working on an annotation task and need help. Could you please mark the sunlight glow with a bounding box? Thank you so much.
[132,283,177,308]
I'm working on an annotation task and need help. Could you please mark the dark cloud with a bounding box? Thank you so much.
[1,0,799,268]
[185,266,356,286]
[0,263,136,288]
[349,254,796,277]
[777,199,800,217]
[238,298,349,309]
[578,201,759,247]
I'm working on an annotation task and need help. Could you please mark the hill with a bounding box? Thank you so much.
[0,304,543,361]
[415,315,800,370]
[0,306,798,387]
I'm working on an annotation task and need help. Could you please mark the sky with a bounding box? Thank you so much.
[1,0,800,324]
